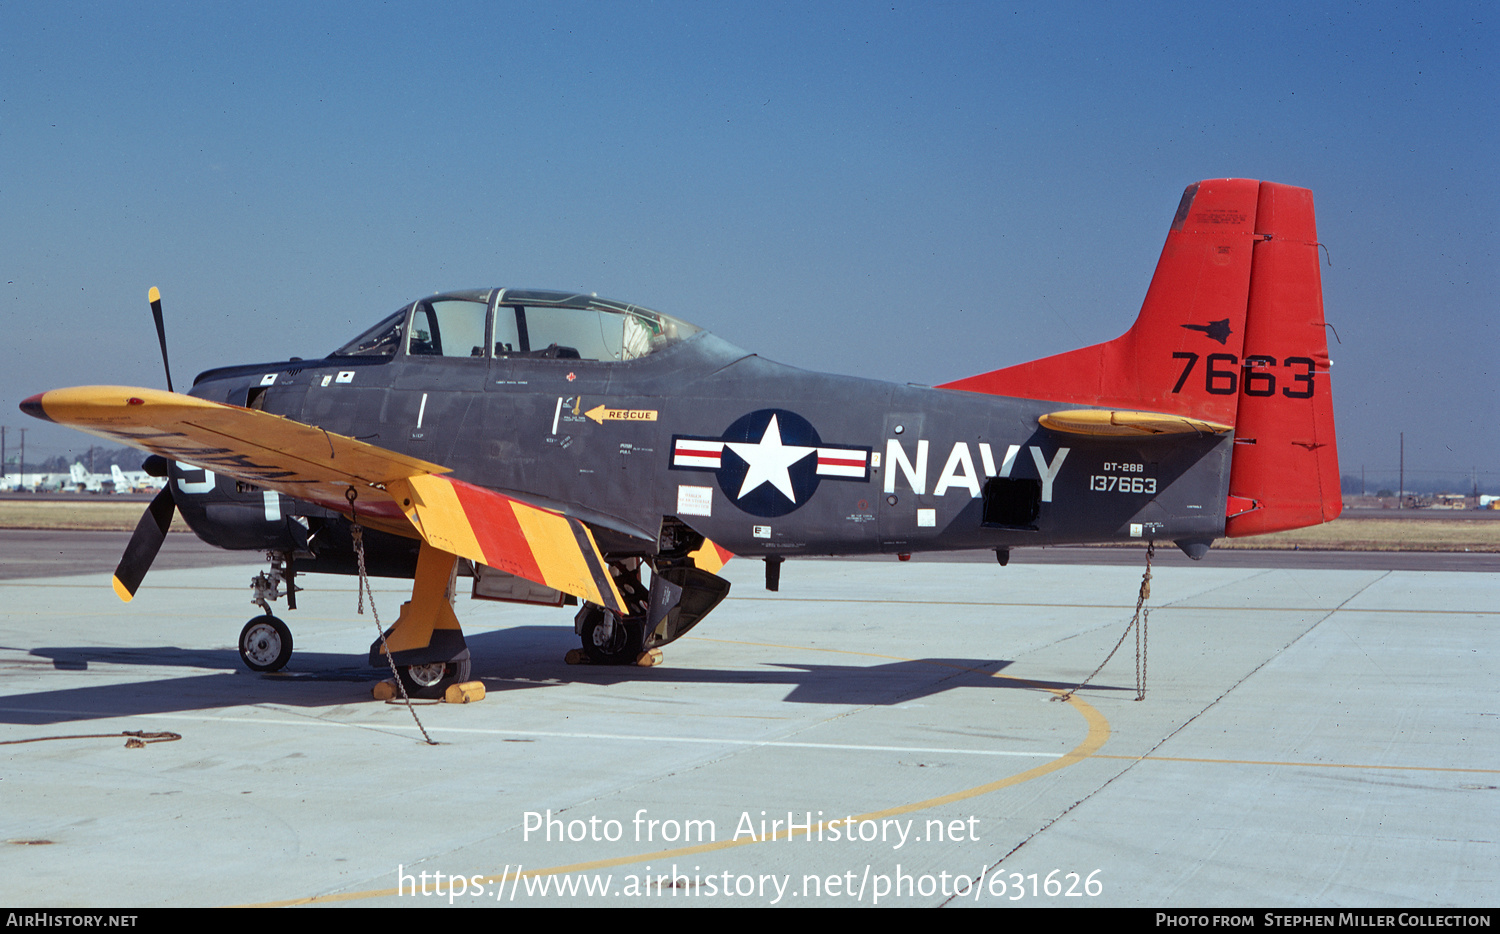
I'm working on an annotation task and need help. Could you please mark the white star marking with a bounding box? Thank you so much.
[725,414,816,502]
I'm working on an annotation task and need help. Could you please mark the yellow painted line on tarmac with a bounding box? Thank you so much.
[236,647,1110,907]
[691,635,1001,663]
[1092,753,1499,774]
[735,596,1500,616]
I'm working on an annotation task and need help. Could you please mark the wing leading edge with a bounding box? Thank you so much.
[22,386,625,612]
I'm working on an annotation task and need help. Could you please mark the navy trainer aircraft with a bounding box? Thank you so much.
[22,179,1341,697]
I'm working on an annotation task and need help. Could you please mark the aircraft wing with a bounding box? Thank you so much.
[22,386,625,613]
[388,474,624,612]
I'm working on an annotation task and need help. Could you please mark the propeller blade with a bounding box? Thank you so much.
[113,485,176,602]
[149,286,174,393]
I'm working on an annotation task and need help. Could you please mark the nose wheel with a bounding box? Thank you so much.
[239,615,293,672]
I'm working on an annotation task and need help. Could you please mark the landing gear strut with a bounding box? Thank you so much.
[251,550,299,613]
[368,543,472,697]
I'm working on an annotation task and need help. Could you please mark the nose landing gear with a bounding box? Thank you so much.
[239,614,292,672]
[240,551,300,672]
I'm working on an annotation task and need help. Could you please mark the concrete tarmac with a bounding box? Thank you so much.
[0,552,1495,908]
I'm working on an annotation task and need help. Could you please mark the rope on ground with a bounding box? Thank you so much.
[1,730,181,748]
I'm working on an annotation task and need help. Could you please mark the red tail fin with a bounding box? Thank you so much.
[938,179,1340,535]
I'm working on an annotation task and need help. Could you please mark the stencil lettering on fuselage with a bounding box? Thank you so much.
[884,440,1069,502]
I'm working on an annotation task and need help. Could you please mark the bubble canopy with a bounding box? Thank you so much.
[332,289,701,363]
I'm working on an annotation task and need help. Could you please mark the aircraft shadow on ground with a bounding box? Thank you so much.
[0,626,1131,725]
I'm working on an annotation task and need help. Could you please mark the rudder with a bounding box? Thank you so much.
[1224,182,1340,535]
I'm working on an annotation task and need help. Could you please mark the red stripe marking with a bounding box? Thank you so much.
[448,478,545,583]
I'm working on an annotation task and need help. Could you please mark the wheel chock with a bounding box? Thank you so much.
[444,681,486,704]
[566,647,662,666]
[372,679,398,701]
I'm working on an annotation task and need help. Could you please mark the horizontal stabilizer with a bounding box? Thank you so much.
[1039,409,1231,437]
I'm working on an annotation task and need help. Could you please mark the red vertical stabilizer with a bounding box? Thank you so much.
[938,178,1263,425]
[938,179,1341,535]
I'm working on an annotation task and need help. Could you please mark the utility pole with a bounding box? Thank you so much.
[18,428,25,492]
[1398,432,1404,510]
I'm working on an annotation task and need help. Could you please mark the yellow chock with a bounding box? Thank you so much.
[372,680,398,701]
[564,648,662,666]
[444,681,486,704]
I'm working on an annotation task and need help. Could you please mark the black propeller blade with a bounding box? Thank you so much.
[113,289,182,600]
[113,484,176,602]
[149,286,174,393]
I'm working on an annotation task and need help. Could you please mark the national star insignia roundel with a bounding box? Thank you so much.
[670,408,871,518]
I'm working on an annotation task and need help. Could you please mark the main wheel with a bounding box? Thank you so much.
[580,608,646,665]
[397,657,472,699]
[239,615,293,672]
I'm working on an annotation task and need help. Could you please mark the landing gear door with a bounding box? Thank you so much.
[644,566,730,650]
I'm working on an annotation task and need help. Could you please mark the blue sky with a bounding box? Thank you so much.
[3,1,1495,490]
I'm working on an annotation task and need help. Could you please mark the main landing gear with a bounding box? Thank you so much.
[396,658,472,698]
[577,605,647,664]
[571,549,731,666]
[366,543,472,699]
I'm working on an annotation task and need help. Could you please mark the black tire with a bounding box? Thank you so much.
[239,615,293,672]
[580,608,645,665]
[397,657,472,699]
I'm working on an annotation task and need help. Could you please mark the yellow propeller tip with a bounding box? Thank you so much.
[112,576,135,603]
[148,286,160,303]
